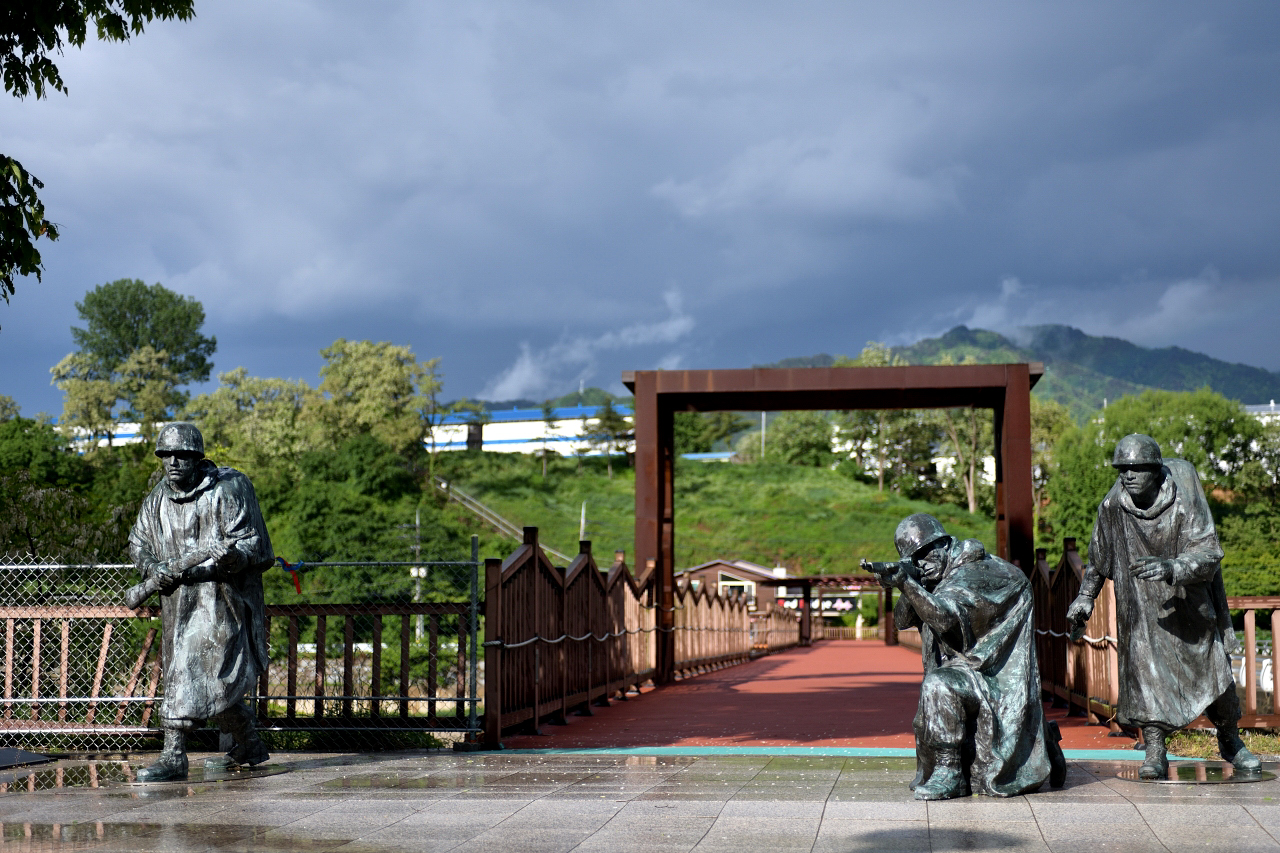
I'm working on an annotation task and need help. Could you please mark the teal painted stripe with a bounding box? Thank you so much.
[502,746,917,757]
[498,745,1196,762]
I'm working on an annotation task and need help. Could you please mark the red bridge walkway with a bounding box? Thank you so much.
[502,640,1122,751]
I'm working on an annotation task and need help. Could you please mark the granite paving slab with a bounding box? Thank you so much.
[0,751,1277,851]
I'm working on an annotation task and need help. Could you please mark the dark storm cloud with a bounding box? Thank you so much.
[2,2,1278,415]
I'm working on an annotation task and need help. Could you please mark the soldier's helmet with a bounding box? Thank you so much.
[894,513,949,560]
[154,422,205,458]
[1111,434,1162,468]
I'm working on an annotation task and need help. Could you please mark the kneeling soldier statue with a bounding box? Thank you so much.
[866,514,1065,799]
[128,422,274,781]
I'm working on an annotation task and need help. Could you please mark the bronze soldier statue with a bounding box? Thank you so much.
[1067,434,1259,779]
[867,514,1065,800]
[128,422,274,781]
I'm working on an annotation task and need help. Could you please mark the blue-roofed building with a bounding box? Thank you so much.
[431,403,634,456]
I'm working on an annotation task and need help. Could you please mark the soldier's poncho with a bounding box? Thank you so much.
[896,538,1053,797]
[129,460,273,724]
[1090,457,1234,729]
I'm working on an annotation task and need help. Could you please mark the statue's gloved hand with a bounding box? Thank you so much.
[1130,556,1175,583]
[878,562,912,589]
[153,561,184,593]
[1065,594,1094,635]
[212,541,246,572]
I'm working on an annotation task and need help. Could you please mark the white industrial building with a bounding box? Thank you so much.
[430,403,634,456]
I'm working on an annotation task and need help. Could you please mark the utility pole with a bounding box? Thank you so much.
[401,508,426,641]
[761,411,766,459]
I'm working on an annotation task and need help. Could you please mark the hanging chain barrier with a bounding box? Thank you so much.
[0,536,481,754]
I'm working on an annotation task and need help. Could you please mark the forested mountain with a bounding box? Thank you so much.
[762,325,1280,422]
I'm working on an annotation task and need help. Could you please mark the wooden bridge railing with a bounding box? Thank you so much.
[1033,538,1280,730]
[482,528,799,746]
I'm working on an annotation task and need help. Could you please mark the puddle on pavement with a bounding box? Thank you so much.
[0,761,289,796]
[319,772,515,790]
[1116,761,1278,784]
[0,821,369,851]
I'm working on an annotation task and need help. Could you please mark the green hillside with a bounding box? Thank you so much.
[888,324,1280,422]
[435,451,996,575]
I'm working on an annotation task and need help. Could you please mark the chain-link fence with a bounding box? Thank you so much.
[0,539,481,755]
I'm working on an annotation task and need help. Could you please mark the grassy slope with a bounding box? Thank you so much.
[435,452,996,574]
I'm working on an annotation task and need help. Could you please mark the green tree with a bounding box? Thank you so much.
[673,411,711,455]
[316,339,442,457]
[0,394,17,421]
[72,279,215,385]
[703,411,752,449]
[51,344,181,444]
[539,401,558,477]
[1029,396,1073,540]
[768,410,835,467]
[52,280,215,441]
[184,367,320,481]
[833,343,942,495]
[674,411,752,455]
[1,3,195,309]
[114,345,182,439]
[0,415,111,559]
[49,350,119,445]
[1045,389,1265,553]
[1,155,58,316]
[931,354,993,514]
[589,400,632,479]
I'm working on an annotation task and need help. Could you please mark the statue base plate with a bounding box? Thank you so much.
[1116,761,1275,784]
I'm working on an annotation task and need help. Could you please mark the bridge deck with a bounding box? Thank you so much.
[502,640,1124,751]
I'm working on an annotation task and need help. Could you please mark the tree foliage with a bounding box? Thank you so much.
[51,280,213,441]
[1043,388,1280,594]
[588,400,632,478]
[72,279,215,384]
[0,3,196,308]
[0,155,58,310]
[316,339,441,457]
[183,367,319,481]
[1029,396,1073,539]
[767,411,835,467]
[674,411,751,455]
[0,415,126,559]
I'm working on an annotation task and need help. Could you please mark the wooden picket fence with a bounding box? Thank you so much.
[1032,538,1280,730]
[482,528,801,746]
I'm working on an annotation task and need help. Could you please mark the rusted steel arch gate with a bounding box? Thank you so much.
[624,363,1044,686]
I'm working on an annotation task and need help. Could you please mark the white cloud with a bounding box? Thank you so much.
[481,290,695,400]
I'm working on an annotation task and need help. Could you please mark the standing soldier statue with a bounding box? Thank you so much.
[128,422,274,781]
[1067,433,1260,779]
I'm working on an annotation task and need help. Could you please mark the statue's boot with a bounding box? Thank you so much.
[205,704,270,772]
[1138,726,1168,780]
[137,729,189,782]
[1046,720,1067,788]
[913,746,968,801]
[1217,723,1261,773]
[908,753,925,790]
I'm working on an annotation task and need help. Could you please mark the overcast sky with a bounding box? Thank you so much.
[4,2,1280,415]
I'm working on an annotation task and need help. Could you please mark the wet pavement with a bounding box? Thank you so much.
[2,751,1280,852]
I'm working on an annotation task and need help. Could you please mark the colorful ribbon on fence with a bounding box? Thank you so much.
[276,556,303,594]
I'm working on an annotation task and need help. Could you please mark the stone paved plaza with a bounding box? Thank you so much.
[2,751,1279,852]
